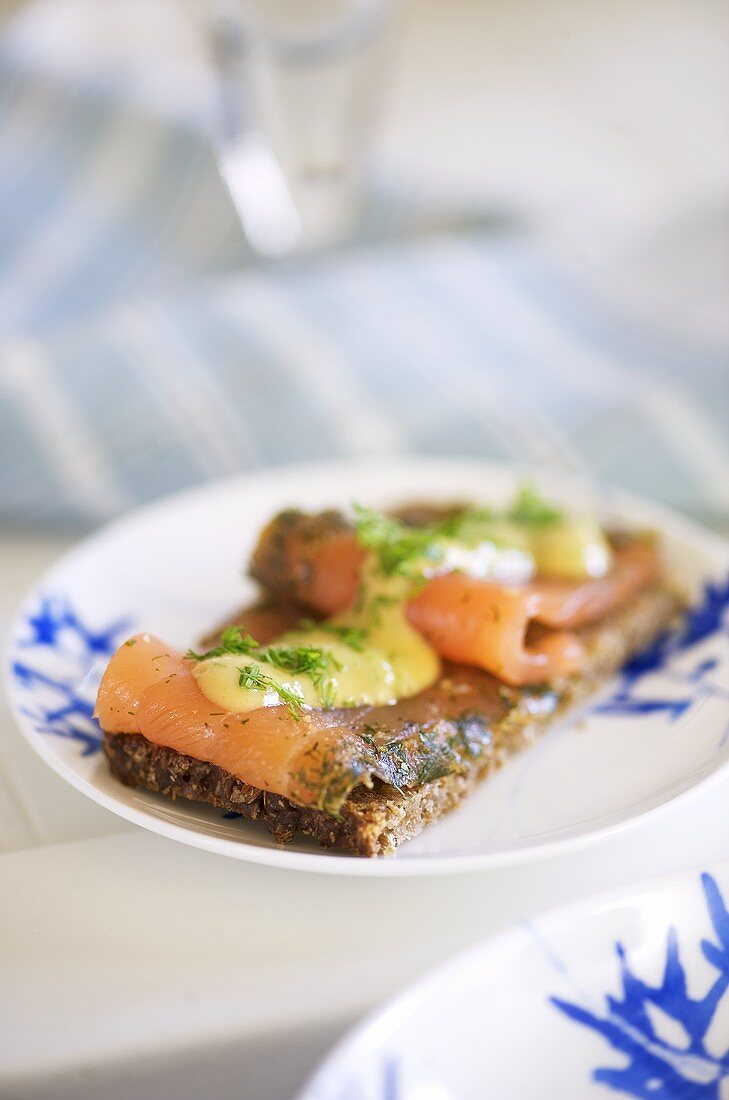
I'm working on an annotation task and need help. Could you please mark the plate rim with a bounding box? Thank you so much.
[6,455,729,878]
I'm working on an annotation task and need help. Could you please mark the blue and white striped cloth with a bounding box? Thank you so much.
[0,43,727,530]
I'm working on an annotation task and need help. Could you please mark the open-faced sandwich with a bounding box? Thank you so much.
[95,487,679,856]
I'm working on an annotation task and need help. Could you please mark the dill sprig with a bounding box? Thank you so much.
[353,504,444,577]
[261,644,342,711]
[354,485,564,575]
[297,619,367,652]
[186,625,260,662]
[188,628,342,712]
[507,484,563,527]
[437,505,495,539]
[261,644,342,685]
[237,664,306,719]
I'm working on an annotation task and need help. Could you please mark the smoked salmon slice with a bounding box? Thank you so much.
[527,540,659,628]
[96,634,514,813]
[407,577,586,685]
[251,510,366,617]
[407,540,660,686]
[96,633,360,810]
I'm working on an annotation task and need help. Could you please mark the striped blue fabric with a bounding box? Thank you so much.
[0,48,726,530]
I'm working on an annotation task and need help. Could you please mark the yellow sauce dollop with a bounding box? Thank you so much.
[192,565,440,714]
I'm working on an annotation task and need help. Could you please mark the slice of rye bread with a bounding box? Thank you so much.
[103,583,678,857]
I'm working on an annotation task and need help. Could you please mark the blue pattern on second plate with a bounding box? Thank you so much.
[551,873,729,1098]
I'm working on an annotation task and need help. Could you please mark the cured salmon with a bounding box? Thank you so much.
[95,633,509,813]
[251,510,366,617]
[407,540,659,685]
[96,633,353,810]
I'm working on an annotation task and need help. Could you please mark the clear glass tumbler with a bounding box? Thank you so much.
[211,0,398,256]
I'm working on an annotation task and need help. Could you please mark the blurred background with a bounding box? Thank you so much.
[0,0,727,530]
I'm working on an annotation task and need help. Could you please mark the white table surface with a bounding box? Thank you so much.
[1,0,728,1096]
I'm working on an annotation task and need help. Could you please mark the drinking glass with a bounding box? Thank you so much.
[210,0,398,256]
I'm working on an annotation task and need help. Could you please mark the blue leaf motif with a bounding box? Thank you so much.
[19,595,129,654]
[382,1060,400,1100]
[551,874,729,1098]
[594,572,729,725]
[683,578,729,648]
[11,596,131,757]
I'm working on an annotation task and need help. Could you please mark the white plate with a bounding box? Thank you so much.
[299,860,729,1098]
[5,457,729,876]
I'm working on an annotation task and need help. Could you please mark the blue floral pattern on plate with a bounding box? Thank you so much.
[11,595,130,756]
[595,575,729,729]
[335,873,729,1100]
[551,873,729,1098]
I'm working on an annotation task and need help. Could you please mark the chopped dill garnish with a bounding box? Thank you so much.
[237,664,306,719]
[186,625,260,662]
[369,593,398,610]
[319,679,337,709]
[508,484,563,527]
[353,486,564,576]
[261,644,341,684]
[365,591,401,627]
[353,504,444,576]
[260,644,342,710]
[297,619,367,652]
[437,506,495,539]
[124,639,137,647]
[188,629,342,712]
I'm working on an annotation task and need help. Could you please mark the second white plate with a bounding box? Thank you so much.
[300,861,729,1097]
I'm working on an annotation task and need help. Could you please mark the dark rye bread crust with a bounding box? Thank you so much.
[103,584,678,857]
